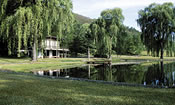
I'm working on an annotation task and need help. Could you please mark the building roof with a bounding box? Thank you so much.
[46,36,57,40]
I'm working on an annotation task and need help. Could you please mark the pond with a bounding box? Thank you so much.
[33,61,175,88]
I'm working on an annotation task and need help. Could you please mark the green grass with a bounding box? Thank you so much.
[0,57,113,72]
[0,58,87,72]
[140,50,175,57]
[0,57,31,63]
[113,50,175,60]
[0,57,175,105]
[0,62,84,72]
[112,55,175,60]
[0,72,175,105]
[140,51,148,56]
[1,56,175,72]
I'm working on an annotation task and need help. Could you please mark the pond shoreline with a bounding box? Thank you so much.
[36,75,175,89]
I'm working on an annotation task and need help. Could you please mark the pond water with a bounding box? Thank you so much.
[33,62,175,88]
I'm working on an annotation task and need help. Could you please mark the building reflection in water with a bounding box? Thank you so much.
[34,69,71,78]
[32,62,175,87]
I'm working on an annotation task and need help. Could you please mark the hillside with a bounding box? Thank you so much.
[74,13,94,24]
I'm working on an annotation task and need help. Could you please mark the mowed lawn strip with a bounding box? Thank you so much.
[0,62,85,72]
[1,56,175,72]
[0,58,87,72]
[112,55,175,60]
[0,57,117,72]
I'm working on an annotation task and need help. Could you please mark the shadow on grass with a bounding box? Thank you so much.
[0,72,175,105]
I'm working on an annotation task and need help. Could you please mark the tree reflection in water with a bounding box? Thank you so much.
[33,62,175,87]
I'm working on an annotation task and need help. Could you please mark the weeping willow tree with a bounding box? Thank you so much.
[137,3,175,59]
[0,0,74,61]
[90,8,124,58]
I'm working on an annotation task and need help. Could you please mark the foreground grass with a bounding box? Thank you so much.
[0,72,175,105]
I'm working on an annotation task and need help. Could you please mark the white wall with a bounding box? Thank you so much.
[38,51,43,58]
[45,39,60,49]
[49,50,53,58]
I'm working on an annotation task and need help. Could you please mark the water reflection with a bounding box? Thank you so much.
[33,69,68,77]
[33,62,175,87]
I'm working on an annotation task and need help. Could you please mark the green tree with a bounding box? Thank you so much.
[69,23,94,56]
[125,27,143,55]
[114,26,143,55]
[0,0,74,61]
[90,8,124,58]
[137,2,175,59]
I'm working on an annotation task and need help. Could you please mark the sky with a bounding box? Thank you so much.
[72,0,175,31]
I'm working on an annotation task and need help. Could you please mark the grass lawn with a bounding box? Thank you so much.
[0,72,175,105]
[0,58,87,72]
[115,50,175,60]
[0,57,31,63]
[113,55,175,60]
[0,57,175,105]
[0,55,175,72]
[0,57,119,72]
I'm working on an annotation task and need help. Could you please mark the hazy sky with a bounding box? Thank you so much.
[72,0,175,31]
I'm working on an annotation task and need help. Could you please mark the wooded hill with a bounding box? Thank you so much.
[74,13,94,24]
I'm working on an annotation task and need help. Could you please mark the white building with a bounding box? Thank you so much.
[38,36,69,58]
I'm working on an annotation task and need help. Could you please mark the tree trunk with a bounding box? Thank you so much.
[88,64,91,79]
[62,47,64,58]
[108,39,112,60]
[88,47,90,61]
[109,64,112,81]
[160,61,164,86]
[109,50,112,60]
[160,48,164,59]
[32,41,37,61]
[160,43,164,60]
